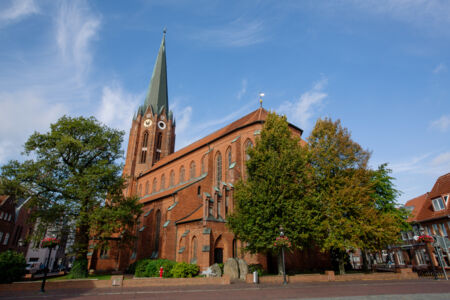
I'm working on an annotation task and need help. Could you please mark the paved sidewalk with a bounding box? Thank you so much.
[1,279,449,300]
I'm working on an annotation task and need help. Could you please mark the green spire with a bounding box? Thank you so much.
[143,30,168,116]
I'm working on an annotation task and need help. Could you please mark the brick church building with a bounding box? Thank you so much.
[89,33,330,272]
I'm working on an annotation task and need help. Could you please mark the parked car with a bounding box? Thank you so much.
[25,263,39,274]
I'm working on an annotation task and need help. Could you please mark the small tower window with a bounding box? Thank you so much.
[142,131,149,147]
[155,133,162,162]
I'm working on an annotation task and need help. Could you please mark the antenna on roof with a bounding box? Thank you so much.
[259,93,265,108]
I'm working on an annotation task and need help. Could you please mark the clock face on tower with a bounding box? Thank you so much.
[158,121,166,130]
[143,119,152,128]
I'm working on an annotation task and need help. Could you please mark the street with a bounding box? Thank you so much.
[1,279,450,300]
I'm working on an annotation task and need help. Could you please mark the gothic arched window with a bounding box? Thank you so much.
[152,178,157,193]
[145,181,149,195]
[179,166,185,183]
[201,155,207,174]
[142,131,149,147]
[160,174,165,191]
[190,161,196,179]
[169,170,175,187]
[216,152,222,186]
[244,139,253,161]
[138,184,142,197]
[226,147,232,167]
[154,210,161,255]
[191,236,198,262]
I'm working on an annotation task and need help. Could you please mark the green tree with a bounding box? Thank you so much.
[227,112,314,271]
[308,118,373,275]
[359,164,410,270]
[0,116,141,278]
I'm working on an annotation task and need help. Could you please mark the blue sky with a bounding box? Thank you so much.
[0,0,449,204]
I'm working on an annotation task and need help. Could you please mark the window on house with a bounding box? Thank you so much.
[169,170,175,187]
[432,197,446,211]
[216,152,222,186]
[439,223,448,237]
[433,224,440,235]
[401,232,407,240]
[100,245,108,258]
[190,161,196,179]
[444,195,449,204]
[3,233,9,245]
[426,226,432,235]
[407,231,413,240]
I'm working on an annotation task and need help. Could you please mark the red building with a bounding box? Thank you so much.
[88,33,331,273]
[0,195,32,255]
[389,173,450,270]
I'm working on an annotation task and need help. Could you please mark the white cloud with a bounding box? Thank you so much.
[96,84,141,133]
[345,0,450,30]
[390,152,434,173]
[430,115,450,132]
[431,152,450,166]
[55,0,101,82]
[0,0,38,25]
[193,19,265,47]
[0,91,67,164]
[433,63,447,74]
[237,79,247,100]
[278,77,328,130]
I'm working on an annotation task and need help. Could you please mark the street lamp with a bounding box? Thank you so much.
[279,226,287,285]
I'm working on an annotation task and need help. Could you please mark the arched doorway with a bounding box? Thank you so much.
[214,235,224,264]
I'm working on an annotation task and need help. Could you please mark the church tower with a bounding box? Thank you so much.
[123,31,175,195]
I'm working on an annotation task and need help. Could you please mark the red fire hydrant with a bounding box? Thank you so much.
[159,266,164,278]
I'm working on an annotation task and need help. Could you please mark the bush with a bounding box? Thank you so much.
[248,264,265,277]
[0,251,26,283]
[171,262,199,278]
[134,259,152,277]
[134,259,177,278]
[67,258,88,279]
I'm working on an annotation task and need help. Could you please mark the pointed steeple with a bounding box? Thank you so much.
[144,30,169,116]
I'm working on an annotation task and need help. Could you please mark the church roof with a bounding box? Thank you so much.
[138,31,170,118]
[139,107,283,177]
[176,205,203,224]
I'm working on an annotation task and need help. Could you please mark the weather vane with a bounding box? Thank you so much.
[259,93,265,108]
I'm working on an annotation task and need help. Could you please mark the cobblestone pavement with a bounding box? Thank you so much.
[1,279,449,300]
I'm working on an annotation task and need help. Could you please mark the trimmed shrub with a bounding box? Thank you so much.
[134,259,177,278]
[0,250,26,283]
[134,259,152,277]
[171,262,199,278]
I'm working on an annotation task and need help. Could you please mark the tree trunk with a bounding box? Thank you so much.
[70,216,90,278]
[362,249,370,272]
[338,251,346,275]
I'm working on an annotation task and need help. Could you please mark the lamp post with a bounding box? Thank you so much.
[279,226,287,285]
[40,237,59,293]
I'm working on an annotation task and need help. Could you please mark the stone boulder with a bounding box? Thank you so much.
[237,258,248,280]
[209,263,222,277]
[223,258,239,280]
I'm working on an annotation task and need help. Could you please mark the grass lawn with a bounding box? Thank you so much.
[48,274,112,281]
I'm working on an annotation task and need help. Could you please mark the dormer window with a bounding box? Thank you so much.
[432,197,446,211]
[444,195,449,204]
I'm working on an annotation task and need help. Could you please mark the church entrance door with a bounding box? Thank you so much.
[214,248,223,264]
